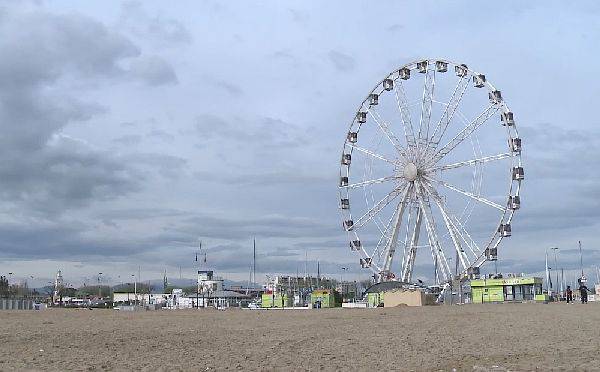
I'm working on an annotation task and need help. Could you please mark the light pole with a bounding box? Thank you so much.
[8,272,13,298]
[551,247,559,298]
[341,267,348,301]
[97,273,103,299]
[132,274,137,306]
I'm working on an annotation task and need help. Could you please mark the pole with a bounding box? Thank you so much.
[551,247,559,298]
[196,243,199,309]
[253,238,256,291]
[132,274,137,306]
[98,273,102,299]
[579,241,584,278]
[317,261,320,289]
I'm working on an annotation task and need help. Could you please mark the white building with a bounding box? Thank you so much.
[113,292,168,305]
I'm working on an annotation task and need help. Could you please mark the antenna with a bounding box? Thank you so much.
[253,238,256,289]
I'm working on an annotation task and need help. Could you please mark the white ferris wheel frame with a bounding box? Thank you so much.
[338,58,523,285]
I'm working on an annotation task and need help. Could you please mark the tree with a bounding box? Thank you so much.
[0,276,8,297]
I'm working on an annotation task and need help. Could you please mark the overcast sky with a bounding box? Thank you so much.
[1,1,600,287]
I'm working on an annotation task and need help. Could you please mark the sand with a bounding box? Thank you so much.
[1,303,600,371]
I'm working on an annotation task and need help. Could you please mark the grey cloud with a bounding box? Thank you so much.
[288,9,309,24]
[146,129,175,142]
[195,114,308,149]
[125,153,187,178]
[119,1,192,46]
[386,24,404,32]
[128,55,178,86]
[0,10,139,88]
[113,134,143,145]
[176,213,339,241]
[0,6,181,216]
[194,170,332,187]
[328,50,355,72]
[205,77,243,96]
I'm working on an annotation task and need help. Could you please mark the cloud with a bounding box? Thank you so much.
[128,55,178,86]
[125,153,187,178]
[113,134,143,145]
[118,1,192,46]
[194,114,308,149]
[146,129,175,142]
[328,50,355,72]
[205,77,243,96]
[0,6,180,216]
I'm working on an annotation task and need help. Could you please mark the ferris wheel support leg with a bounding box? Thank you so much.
[382,185,412,274]
[436,282,451,304]
[401,207,422,283]
[423,182,470,273]
[415,182,452,284]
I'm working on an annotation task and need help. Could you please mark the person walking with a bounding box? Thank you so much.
[579,282,590,304]
[566,286,573,303]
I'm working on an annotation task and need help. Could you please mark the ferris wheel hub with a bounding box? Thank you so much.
[403,162,418,181]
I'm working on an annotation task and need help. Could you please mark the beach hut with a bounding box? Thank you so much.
[310,289,340,308]
[470,275,543,303]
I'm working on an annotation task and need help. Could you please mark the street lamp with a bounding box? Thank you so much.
[132,274,137,306]
[550,247,559,298]
[8,273,13,298]
[98,273,103,299]
[340,267,349,302]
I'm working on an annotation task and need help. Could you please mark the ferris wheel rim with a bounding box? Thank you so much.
[338,58,523,284]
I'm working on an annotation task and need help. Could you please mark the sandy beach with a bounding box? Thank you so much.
[1,303,600,371]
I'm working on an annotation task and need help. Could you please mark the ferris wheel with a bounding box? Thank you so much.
[339,59,523,287]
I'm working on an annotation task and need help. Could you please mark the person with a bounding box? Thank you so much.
[579,283,590,304]
[566,286,573,303]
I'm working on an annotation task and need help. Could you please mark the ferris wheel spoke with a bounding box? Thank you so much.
[427,75,469,149]
[343,175,397,189]
[417,66,436,146]
[415,181,452,283]
[430,104,500,165]
[353,183,408,230]
[382,184,412,272]
[346,144,398,165]
[422,182,471,271]
[426,176,506,212]
[393,80,417,147]
[438,200,483,260]
[373,208,398,261]
[427,153,511,172]
[401,206,422,283]
[367,108,407,157]
[399,201,414,279]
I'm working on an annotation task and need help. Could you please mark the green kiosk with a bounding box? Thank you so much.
[471,276,543,303]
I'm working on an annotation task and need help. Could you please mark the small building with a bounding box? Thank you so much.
[261,292,292,308]
[383,289,436,307]
[471,276,543,303]
[310,289,340,308]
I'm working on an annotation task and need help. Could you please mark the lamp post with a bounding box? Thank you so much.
[8,273,13,298]
[341,267,348,301]
[550,247,559,298]
[132,274,137,306]
[97,273,103,299]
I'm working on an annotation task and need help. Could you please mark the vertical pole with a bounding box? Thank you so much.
[253,239,256,290]
[554,248,559,298]
[579,241,584,278]
[97,273,102,299]
[317,261,320,289]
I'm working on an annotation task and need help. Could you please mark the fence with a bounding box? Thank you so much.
[0,298,37,310]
